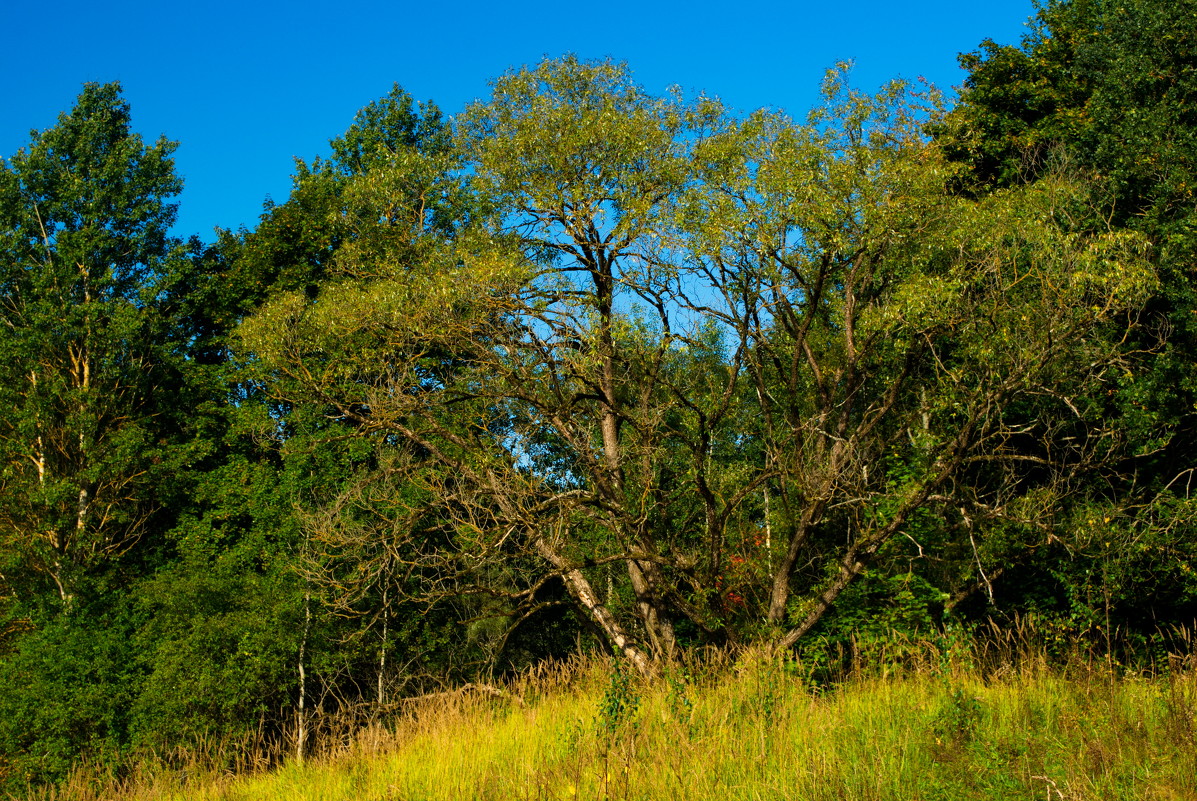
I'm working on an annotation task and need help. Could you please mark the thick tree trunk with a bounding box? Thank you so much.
[627,558,677,659]
[766,500,826,624]
[593,255,676,661]
[776,556,869,650]
[534,537,652,676]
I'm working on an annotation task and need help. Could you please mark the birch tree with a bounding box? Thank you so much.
[0,82,182,605]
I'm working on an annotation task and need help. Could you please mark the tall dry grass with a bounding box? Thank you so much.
[22,634,1197,801]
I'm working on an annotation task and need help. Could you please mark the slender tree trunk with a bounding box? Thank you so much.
[764,484,773,573]
[378,585,387,707]
[296,589,310,764]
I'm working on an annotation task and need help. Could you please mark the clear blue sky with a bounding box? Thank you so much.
[1,0,1036,242]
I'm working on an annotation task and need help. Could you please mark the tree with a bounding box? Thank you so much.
[0,82,183,608]
[687,73,1154,646]
[232,85,491,701]
[243,59,712,672]
[243,58,1154,673]
[453,57,740,666]
[932,0,1197,472]
[931,0,1197,632]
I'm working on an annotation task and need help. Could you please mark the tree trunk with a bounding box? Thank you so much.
[594,255,676,660]
[534,537,652,675]
[296,589,310,764]
[378,585,388,707]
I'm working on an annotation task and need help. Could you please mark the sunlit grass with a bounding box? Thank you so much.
[32,650,1197,801]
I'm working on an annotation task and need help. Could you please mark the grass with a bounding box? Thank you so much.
[27,647,1197,801]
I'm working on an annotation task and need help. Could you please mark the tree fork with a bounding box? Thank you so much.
[534,537,652,675]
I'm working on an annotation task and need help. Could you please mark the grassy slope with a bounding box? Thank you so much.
[36,654,1197,801]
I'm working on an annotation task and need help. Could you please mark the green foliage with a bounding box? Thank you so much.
[828,572,949,640]
[792,571,950,683]
[130,530,303,753]
[936,0,1197,634]
[5,33,1197,793]
[933,686,984,743]
[0,82,186,606]
[937,0,1197,223]
[233,82,506,691]
[0,604,141,790]
[596,660,640,737]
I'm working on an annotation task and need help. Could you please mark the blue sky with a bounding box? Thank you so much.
[2,0,1036,241]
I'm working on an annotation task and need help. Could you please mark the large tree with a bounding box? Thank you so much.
[229,84,490,702]
[243,58,1154,671]
[932,0,1197,466]
[689,75,1154,646]
[0,82,184,608]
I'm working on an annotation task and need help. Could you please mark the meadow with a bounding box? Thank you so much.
[30,635,1197,801]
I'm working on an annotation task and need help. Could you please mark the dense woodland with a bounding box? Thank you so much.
[1,0,1196,789]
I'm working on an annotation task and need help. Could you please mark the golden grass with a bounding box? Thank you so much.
[30,651,1197,801]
